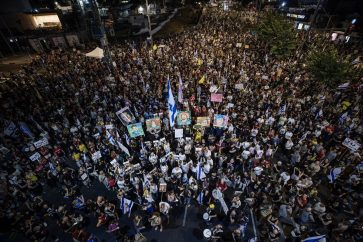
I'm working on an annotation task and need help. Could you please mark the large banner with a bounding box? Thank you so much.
[211,93,223,102]
[177,111,191,126]
[213,114,229,128]
[116,107,136,126]
[146,117,161,131]
[127,123,145,138]
[196,117,211,127]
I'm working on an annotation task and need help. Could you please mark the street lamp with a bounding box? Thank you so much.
[351,19,357,24]
[281,2,286,7]
[138,6,144,14]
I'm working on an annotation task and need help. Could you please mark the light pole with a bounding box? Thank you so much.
[145,0,153,45]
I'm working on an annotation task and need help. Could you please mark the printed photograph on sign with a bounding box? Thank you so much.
[213,114,229,128]
[127,123,145,138]
[196,117,211,127]
[116,107,136,126]
[146,118,161,131]
[177,111,192,125]
[211,93,223,102]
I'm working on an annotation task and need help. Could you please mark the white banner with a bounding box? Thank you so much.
[175,128,183,138]
[342,138,361,152]
[29,152,41,161]
[33,138,49,149]
[92,151,102,161]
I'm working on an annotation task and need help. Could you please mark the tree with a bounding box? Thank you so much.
[306,46,352,88]
[256,12,297,59]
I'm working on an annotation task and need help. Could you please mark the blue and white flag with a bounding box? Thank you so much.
[196,163,206,180]
[339,112,349,124]
[167,77,178,127]
[178,74,183,103]
[302,235,326,242]
[19,122,34,139]
[337,82,349,90]
[315,109,323,119]
[106,130,117,146]
[124,133,130,145]
[197,191,204,205]
[278,104,286,114]
[327,167,342,183]
[120,197,134,216]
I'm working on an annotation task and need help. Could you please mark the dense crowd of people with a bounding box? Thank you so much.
[0,5,362,242]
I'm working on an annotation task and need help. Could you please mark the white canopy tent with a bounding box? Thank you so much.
[85,47,104,59]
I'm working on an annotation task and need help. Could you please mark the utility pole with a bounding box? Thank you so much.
[91,0,113,71]
[145,0,153,45]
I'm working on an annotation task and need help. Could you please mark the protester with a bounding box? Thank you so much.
[0,4,362,242]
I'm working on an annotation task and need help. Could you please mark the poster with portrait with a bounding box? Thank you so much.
[213,114,229,128]
[177,111,191,126]
[116,107,136,126]
[127,123,145,138]
[211,93,223,102]
[196,117,211,127]
[146,118,161,131]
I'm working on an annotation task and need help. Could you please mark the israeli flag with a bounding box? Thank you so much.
[106,130,117,146]
[315,109,323,119]
[339,112,348,124]
[117,140,130,157]
[302,235,326,242]
[124,133,130,145]
[327,167,342,183]
[196,163,206,180]
[337,82,349,90]
[167,77,178,127]
[178,74,183,103]
[197,191,204,205]
[120,197,134,216]
[278,104,286,114]
[19,122,34,139]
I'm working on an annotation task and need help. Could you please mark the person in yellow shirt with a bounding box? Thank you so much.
[79,143,87,153]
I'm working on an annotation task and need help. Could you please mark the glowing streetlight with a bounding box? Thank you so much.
[352,19,357,24]
[138,6,144,14]
[281,2,286,7]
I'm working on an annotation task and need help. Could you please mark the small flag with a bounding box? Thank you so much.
[19,122,34,139]
[106,130,117,146]
[302,235,326,242]
[117,140,130,156]
[196,163,206,180]
[315,109,323,119]
[198,75,205,84]
[337,82,349,90]
[124,133,130,145]
[327,167,342,183]
[278,104,286,114]
[197,191,204,205]
[338,112,348,124]
[120,197,134,216]
[167,77,178,127]
[178,74,183,103]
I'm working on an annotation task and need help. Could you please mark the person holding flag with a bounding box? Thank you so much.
[167,77,178,128]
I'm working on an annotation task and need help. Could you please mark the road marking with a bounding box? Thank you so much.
[182,205,189,227]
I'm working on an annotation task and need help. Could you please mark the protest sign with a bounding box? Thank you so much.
[33,138,49,149]
[146,118,161,131]
[92,151,102,161]
[116,107,135,126]
[127,123,145,138]
[175,129,183,138]
[342,138,361,152]
[211,93,223,102]
[177,111,192,126]
[196,117,211,127]
[29,152,41,161]
[213,114,229,128]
